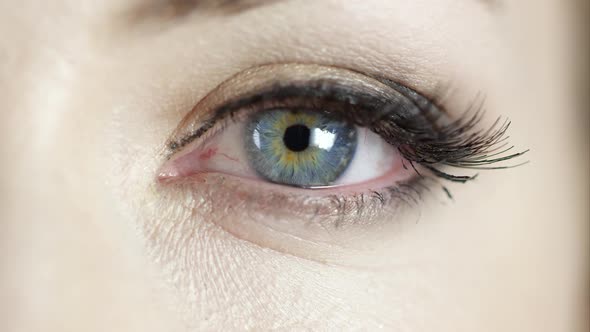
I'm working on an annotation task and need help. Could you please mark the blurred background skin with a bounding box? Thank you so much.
[0,0,587,331]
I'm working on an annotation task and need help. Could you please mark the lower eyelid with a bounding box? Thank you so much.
[163,159,416,197]
[156,172,424,265]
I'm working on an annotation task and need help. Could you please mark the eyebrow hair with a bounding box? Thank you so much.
[128,0,282,22]
[127,0,501,27]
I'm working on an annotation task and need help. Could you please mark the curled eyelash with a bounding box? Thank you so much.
[371,95,529,183]
[166,77,528,188]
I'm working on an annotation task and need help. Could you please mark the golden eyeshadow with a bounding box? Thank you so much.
[165,63,422,153]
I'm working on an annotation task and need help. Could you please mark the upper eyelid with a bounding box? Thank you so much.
[160,63,528,186]
[165,63,448,154]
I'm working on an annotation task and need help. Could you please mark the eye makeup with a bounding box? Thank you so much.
[155,63,528,259]
[161,63,526,188]
[166,64,449,154]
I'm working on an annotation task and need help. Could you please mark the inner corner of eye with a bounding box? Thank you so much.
[160,107,414,192]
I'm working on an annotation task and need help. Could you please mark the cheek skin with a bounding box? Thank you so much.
[139,178,436,331]
[141,165,495,331]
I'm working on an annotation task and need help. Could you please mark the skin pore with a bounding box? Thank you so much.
[0,0,587,331]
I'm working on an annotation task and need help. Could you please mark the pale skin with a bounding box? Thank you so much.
[0,0,587,331]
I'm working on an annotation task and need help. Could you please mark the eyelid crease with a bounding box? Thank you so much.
[166,63,448,154]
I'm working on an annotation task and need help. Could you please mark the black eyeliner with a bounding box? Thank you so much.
[167,75,528,184]
[168,78,442,151]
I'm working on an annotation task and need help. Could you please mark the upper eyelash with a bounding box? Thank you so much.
[167,77,441,152]
[373,96,529,183]
[166,77,528,183]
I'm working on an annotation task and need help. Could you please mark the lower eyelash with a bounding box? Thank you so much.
[161,172,425,227]
[330,174,460,226]
[320,182,424,225]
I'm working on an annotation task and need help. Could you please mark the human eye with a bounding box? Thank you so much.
[159,64,416,190]
[156,63,527,260]
[163,107,402,189]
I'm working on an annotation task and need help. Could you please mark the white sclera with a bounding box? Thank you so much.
[334,127,398,185]
[178,122,401,187]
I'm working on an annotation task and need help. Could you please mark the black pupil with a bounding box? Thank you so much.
[283,124,311,152]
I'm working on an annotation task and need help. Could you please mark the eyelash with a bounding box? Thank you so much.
[168,79,528,201]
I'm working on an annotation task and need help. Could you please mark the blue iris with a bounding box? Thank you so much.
[244,109,357,187]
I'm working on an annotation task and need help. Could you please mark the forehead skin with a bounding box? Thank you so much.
[0,0,587,331]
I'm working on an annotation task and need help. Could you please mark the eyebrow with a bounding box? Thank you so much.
[127,0,501,27]
[128,0,282,22]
